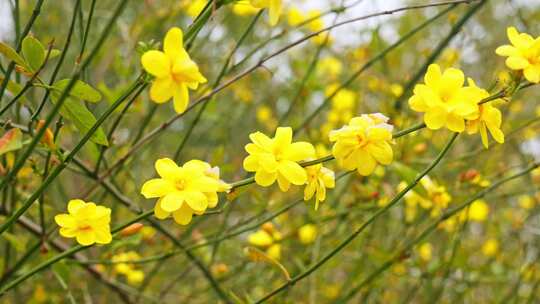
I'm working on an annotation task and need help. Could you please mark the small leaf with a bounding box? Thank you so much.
[49,49,61,59]
[0,76,27,103]
[0,128,23,156]
[54,79,102,103]
[50,92,109,146]
[22,36,45,72]
[0,42,26,66]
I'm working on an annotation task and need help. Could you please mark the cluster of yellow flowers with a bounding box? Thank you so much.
[247,222,283,260]
[112,251,145,284]
[399,176,452,222]
[141,158,230,225]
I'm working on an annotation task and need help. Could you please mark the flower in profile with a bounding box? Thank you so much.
[112,251,145,284]
[54,199,112,246]
[408,64,481,132]
[141,27,207,114]
[250,0,283,26]
[496,27,540,83]
[465,80,505,148]
[329,113,394,176]
[243,127,315,191]
[141,158,229,225]
[304,163,335,210]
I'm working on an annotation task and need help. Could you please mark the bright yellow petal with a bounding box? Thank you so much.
[523,65,540,83]
[183,191,208,212]
[356,149,376,176]
[506,56,529,70]
[155,158,180,180]
[172,203,194,225]
[278,160,307,185]
[424,108,446,130]
[424,64,441,86]
[76,231,96,246]
[154,199,171,219]
[68,199,86,214]
[254,170,277,187]
[150,77,174,103]
[274,127,292,148]
[94,228,112,244]
[160,192,185,212]
[173,84,189,113]
[141,178,175,198]
[283,142,315,161]
[164,27,185,59]
[445,114,465,132]
[141,50,170,78]
[54,214,75,228]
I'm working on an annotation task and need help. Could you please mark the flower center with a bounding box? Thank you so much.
[175,179,186,191]
[356,134,369,148]
[78,225,92,232]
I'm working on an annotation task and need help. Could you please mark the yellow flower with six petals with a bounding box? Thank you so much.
[408,64,481,132]
[141,158,229,225]
[141,27,207,114]
[496,27,540,83]
[54,199,112,246]
[329,113,394,176]
[243,127,315,191]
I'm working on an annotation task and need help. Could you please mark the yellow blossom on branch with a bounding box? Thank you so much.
[496,27,540,83]
[141,27,207,114]
[304,163,335,210]
[141,158,229,225]
[54,199,112,246]
[243,127,315,191]
[329,113,394,176]
[409,64,485,132]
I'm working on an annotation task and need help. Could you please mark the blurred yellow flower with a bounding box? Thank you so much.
[304,163,335,210]
[243,127,315,191]
[496,27,540,83]
[329,113,394,176]
[482,239,499,257]
[141,158,229,225]
[298,224,318,244]
[54,199,112,246]
[141,27,207,113]
[409,64,482,132]
[248,223,282,260]
[112,251,145,284]
[251,0,283,26]
[467,199,489,222]
[185,0,206,18]
[518,195,535,209]
[418,243,433,261]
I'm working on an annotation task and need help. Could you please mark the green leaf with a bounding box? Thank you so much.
[0,128,23,156]
[49,49,61,59]
[54,79,102,103]
[0,76,27,103]
[50,92,109,146]
[21,36,45,72]
[0,42,26,66]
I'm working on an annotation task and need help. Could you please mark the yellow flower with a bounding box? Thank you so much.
[248,223,282,260]
[298,224,317,244]
[465,80,505,148]
[329,113,394,176]
[467,199,489,222]
[496,27,540,83]
[185,0,206,18]
[518,195,535,209]
[243,127,315,191]
[112,251,145,284]
[304,163,335,210]
[232,1,260,16]
[482,239,499,257]
[54,199,112,246]
[251,0,283,26]
[418,243,433,261]
[409,64,481,132]
[287,7,303,26]
[141,158,229,225]
[319,57,343,79]
[141,27,207,114]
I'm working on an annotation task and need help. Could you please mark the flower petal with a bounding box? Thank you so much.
[278,161,307,185]
[141,50,170,78]
[141,179,175,198]
[173,83,189,113]
[160,192,185,212]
